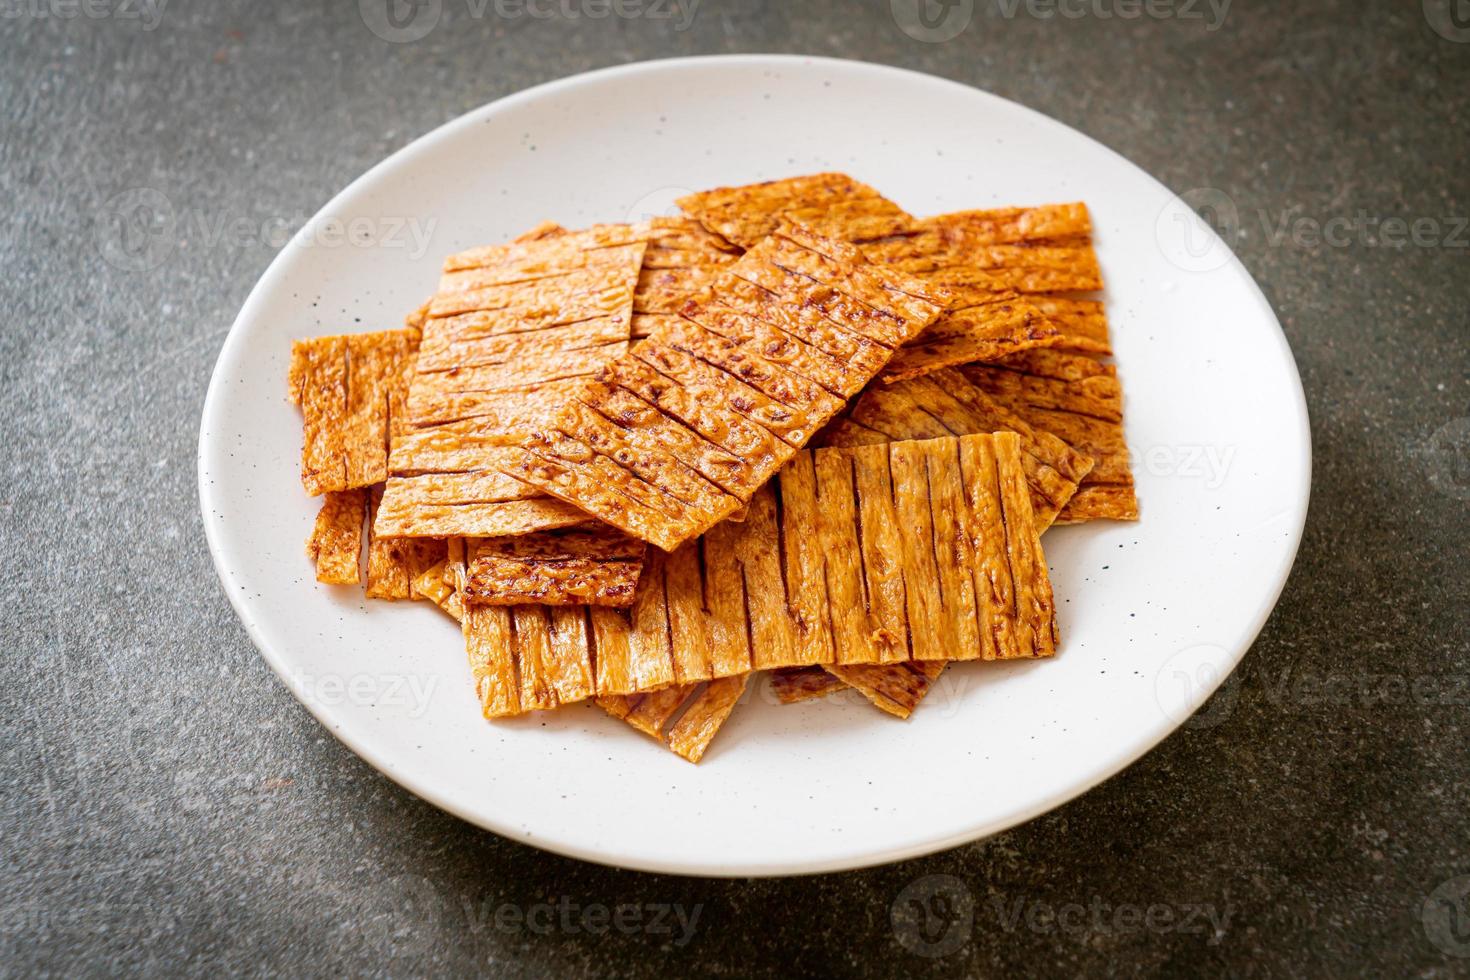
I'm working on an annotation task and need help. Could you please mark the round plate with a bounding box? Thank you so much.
[200,55,1309,877]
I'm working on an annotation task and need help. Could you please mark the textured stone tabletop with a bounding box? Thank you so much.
[3,1,1468,976]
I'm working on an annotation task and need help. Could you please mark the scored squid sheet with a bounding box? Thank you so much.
[374,224,647,540]
[288,328,419,496]
[675,175,1095,382]
[461,432,1059,719]
[505,220,950,552]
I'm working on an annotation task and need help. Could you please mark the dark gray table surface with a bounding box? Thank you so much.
[3,0,1468,976]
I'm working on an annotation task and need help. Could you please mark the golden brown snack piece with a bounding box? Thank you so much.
[895,208,1095,268]
[364,485,448,599]
[961,350,1137,523]
[769,666,848,704]
[463,603,596,716]
[677,173,911,248]
[466,432,1057,718]
[409,547,734,761]
[878,291,1062,383]
[858,203,1102,376]
[826,661,947,719]
[665,677,749,763]
[679,179,1086,384]
[374,225,647,539]
[1032,297,1111,356]
[816,370,1093,716]
[598,675,750,764]
[865,203,1102,295]
[374,467,591,539]
[509,221,949,552]
[632,216,741,340]
[413,559,466,622]
[912,202,1094,244]
[364,486,448,600]
[288,328,419,495]
[820,367,1093,531]
[306,489,367,585]
[461,527,646,607]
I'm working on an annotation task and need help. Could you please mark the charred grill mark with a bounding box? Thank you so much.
[772,476,793,615]
[696,536,711,615]
[738,563,757,673]
[583,605,599,689]
[885,445,914,662]
[923,452,946,612]
[659,566,677,685]
[849,455,871,614]
[505,607,524,715]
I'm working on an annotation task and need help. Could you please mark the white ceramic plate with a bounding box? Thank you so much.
[199,55,1310,876]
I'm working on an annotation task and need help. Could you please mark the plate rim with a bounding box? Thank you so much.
[198,53,1312,877]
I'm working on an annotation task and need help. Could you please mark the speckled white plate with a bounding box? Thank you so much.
[199,55,1310,876]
